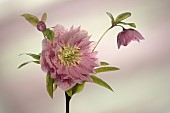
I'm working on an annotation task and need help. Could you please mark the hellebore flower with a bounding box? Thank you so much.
[40,24,99,91]
[117,28,144,49]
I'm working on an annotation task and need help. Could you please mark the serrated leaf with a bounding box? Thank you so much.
[21,14,39,26]
[94,66,119,73]
[18,61,40,69]
[46,73,54,99]
[90,75,113,91]
[100,62,109,66]
[41,13,47,22]
[43,28,54,41]
[19,53,40,60]
[119,22,136,28]
[115,12,131,23]
[66,83,85,97]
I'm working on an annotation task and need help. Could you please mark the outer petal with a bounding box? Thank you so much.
[42,38,53,51]
[40,51,49,73]
[68,66,93,82]
[117,33,123,49]
[53,24,67,37]
[55,78,76,91]
[131,29,144,40]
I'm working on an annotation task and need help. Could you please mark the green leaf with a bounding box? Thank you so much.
[115,12,131,23]
[66,83,85,97]
[90,75,113,92]
[119,22,136,28]
[72,83,85,94]
[100,62,109,66]
[41,13,47,22]
[19,53,40,60]
[94,66,119,73]
[106,12,114,22]
[66,89,73,97]
[106,12,115,26]
[46,73,54,99]
[21,14,39,26]
[43,28,54,41]
[18,61,40,69]
[53,82,57,91]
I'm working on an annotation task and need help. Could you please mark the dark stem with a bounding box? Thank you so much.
[65,92,71,113]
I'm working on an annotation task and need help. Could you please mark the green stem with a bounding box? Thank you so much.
[92,26,112,51]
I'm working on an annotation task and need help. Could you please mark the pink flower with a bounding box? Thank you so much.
[117,28,144,49]
[40,24,99,91]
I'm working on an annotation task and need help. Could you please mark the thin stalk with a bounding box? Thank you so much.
[115,24,125,30]
[92,26,112,51]
[65,92,71,113]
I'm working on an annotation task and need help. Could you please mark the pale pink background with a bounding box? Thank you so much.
[0,0,170,113]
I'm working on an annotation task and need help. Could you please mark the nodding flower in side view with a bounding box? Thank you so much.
[117,28,144,49]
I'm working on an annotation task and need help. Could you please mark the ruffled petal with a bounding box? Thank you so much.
[117,28,144,49]
[40,51,49,73]
[53,24,67,37]
[55,78,76,91]
[42,38,53,51]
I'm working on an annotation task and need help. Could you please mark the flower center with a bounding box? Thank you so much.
[58,45,81,66]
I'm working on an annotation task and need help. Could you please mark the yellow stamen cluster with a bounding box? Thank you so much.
[58,45,81,66]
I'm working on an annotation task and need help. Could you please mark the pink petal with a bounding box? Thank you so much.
[56,78,76,91]
[53,24,67,37]
[42,38,53,51]
[78,63,94,74]
[40,51,49,73]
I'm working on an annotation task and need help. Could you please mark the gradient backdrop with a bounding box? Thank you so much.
[0,0,170,113]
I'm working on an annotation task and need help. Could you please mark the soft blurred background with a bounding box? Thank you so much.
[0,0,170,113]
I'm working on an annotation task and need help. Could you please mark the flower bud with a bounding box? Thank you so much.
[37,21,46,32]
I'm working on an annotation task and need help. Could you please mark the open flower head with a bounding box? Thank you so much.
[117,28,144,49]
[40,24,99,91]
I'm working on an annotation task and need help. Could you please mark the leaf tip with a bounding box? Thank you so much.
[21,14,25,17]
[19,53,24,56]
[116,67,120,70]
[132,23,137,28]
[126,12,131,15]
[48,94,54,99]
[106,12,110,15]
[106,12,114,19]
[41,12,47,22]
[100,61,110,66]
[110,88,114,92]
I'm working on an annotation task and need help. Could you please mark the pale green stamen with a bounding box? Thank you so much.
[58,45,81,66]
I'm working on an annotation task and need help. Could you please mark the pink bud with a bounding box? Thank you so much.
[37,21,46,32]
